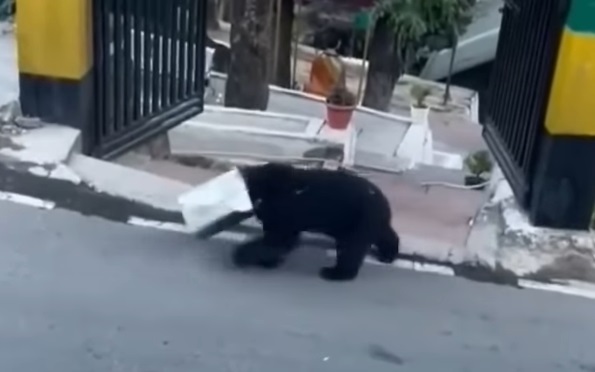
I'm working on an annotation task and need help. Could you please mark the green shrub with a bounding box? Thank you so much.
[464,149,493,177]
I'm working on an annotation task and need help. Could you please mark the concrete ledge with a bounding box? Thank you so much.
[198,104,325,137]
[0,159,184,224]
[68,154,192,213]
[499,198,595,282]
[212,218,519,286]
[0,124,80,164]
[168,107,354,166]
[464,175,595,284]
[0,124,188,224]
[207,72,410,165]
[169,123,345,163]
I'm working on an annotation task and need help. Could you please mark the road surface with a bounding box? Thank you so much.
[1,200,594,372]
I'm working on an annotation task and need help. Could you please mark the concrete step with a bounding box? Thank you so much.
[115,152,224,186]
[68,153,194,213]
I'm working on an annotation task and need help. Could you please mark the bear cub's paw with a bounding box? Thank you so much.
[232,244,287,270]
[232,245,256,268]
[372,248,398,264]
[319,267,358,282]
[255,256,286,269]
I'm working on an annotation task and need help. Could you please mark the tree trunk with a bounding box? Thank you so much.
[362,16,402,112]
[221,0,231,23]
[273,0,294,88]
[206,0,220,30]
[225,0,271,110]
[443,33,458,105]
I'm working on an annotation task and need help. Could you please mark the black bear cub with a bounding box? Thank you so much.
[232,162,400,282]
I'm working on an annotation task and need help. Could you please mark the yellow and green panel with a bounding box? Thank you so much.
[531,0,595,230]
[545,0,595,136]
[16,0,93,130]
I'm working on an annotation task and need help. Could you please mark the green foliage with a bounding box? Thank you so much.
[464,149,493,177]
[374,0,426,48]
[410,84,431,108]
[373,0,476,52]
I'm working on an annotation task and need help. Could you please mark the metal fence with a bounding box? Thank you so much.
[483,0,570,208]
[90,0,206,158]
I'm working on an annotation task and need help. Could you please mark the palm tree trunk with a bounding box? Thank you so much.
[273,0,294,88]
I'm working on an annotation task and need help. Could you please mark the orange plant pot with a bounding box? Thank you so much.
[325,103,355,130]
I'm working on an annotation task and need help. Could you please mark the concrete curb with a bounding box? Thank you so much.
[464,175,595,285]
[0,124,186,225]
[0,160,184,224]
[199,219,518,287]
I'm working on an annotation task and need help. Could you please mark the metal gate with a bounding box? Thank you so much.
[90,0,207,158]
[483,0,570,208]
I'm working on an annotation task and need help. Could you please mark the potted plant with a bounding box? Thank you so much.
[325,84,356,130]
[463,149,493,189]
[410,84,432,126]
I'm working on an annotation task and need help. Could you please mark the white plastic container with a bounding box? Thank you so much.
[177,168,253,234]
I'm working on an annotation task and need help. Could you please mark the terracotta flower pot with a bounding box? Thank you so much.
[325,103,355,130]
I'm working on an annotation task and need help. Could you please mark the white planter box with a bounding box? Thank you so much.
[410,106,430,127]
[178,169,253,235]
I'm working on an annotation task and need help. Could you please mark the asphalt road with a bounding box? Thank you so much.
[1,200,595,372]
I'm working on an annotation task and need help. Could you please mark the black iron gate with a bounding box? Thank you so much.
[483,0,570,208]
[90,0,207,158]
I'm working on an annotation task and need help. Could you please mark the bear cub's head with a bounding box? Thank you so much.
[238,162,297,208]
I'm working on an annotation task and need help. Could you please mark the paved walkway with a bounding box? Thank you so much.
[372,169,484,257]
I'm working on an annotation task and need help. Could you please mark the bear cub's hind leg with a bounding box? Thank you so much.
[372,224,400,264]
[319,235,371,281]
[256,229,300,269]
